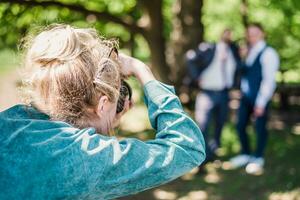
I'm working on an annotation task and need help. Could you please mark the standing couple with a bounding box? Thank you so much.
[186,23,280,174]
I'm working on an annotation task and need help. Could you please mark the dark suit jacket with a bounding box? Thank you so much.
[185,42,241,89]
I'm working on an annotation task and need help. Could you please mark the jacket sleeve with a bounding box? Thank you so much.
[185,43,215,83]
[255,47,280,108]
[73,80,205,199]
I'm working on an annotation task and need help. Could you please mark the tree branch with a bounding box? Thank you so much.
[0,0,146,35]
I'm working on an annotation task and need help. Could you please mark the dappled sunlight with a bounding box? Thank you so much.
[221,161,233,170]
[204,163,222,184]
[177,190,208,200]
[120,104,151,132]
[214,148,226,157]
[292,123,300,135]
[211,160,223,169]
[290,96,300,106]
[0,0,300,198]
[268,188,300,200]
[153,189,178,200]
[204,172,221,184]
[181,167,199,181]
[270,119,286,131]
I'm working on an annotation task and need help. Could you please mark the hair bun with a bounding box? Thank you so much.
[29,25,82,67]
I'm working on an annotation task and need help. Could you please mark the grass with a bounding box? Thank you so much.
[117,104,300,200]
[0,49,299,200]
[116,75,300,200]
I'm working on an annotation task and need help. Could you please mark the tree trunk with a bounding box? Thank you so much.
[141,0,171,83]
[169,0,204,87]
[2,0,205,86]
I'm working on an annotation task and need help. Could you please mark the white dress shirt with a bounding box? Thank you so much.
[199,42,236,91]
[241,40,280,108]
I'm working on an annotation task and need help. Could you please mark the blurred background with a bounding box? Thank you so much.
[0,0,299,199]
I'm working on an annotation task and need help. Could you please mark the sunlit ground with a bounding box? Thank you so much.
[116,82,300,200]
[118,106,300,200]
[0,50,299,200]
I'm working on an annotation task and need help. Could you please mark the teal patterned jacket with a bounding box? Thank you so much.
[0,80,205,200]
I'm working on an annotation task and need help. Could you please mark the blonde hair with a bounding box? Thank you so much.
[22,24,121,128]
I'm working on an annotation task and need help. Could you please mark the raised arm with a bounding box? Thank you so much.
[53,55,205,199]
[96,54,205,199]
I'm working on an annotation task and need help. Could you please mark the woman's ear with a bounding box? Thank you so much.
[96,95,109,117]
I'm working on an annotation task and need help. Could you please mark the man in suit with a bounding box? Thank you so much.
[186,29,241,163]
[229,23,280,175]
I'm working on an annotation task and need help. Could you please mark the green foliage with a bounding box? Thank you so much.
[0,0,300,82]
[0,49,19,75]
[0,1,138,47]
[203,0,300,76]
[119,122,300,200]
[203,0,245,41]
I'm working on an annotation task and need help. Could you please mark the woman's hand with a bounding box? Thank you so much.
[118,53,144,76]
[118,53,155,85]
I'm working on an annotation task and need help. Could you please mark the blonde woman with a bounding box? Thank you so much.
[0,24,205,200]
